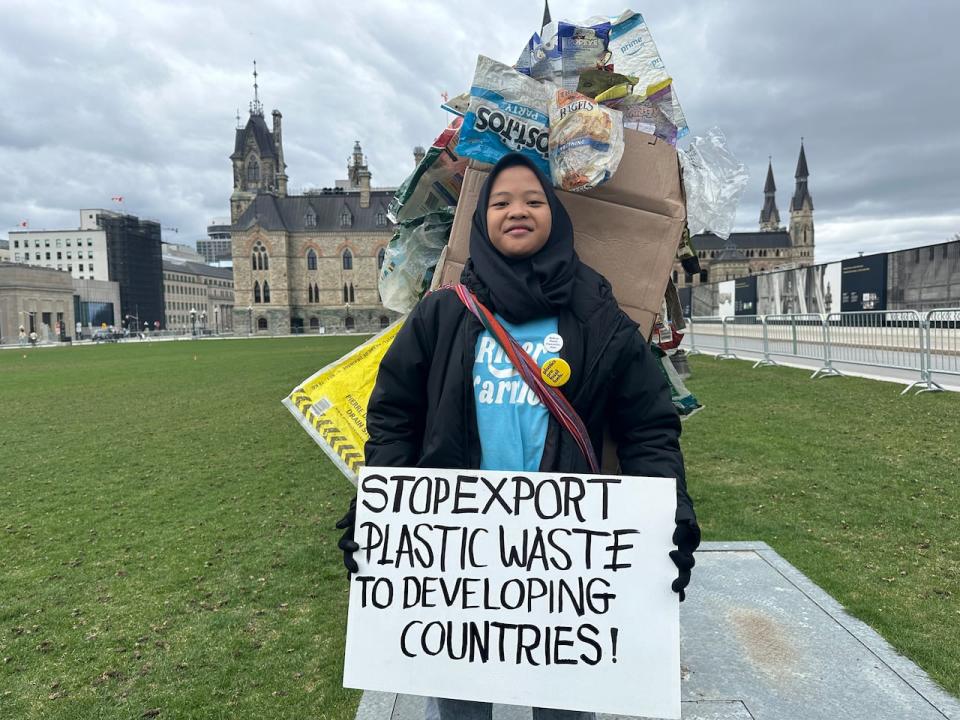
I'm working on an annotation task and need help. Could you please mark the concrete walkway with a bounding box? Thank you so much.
[355,542,959,720]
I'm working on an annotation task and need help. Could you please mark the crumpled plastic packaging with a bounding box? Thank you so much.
[678,127,750,240]
[458,55,554,175]
[549,88,624,192]
[605,10,689,139]
[388,120,467,224]
[518,21,611,92]
[601,79,678,145]
[378,209,455,313]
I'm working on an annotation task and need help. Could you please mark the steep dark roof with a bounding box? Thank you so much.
[791,142,813,211]
[714,243,748,263]
[763,161,776,193]
[231,112,277,160]
[692,230,792,250]
[235,191,395,233]
[759,160,780,225]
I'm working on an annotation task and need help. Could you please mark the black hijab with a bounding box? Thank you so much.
[459,153,580,324]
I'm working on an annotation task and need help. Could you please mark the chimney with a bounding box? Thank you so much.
[358,169,371,208]
[413,146,426,167]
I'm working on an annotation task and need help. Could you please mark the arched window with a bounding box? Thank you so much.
[307,249,318,270]
[344,316,355,331]
[342,249,353,270]
[342,283,349,303]
[308,284,314,303]
[313,283,320,302]
[304,210,317,228]
[254,281,261,304]
[310,317,320,330]
[263,281,271,303]
[377,247,386,269]
[700,269,709,283]
[252,241,268,271]
[257,317,268,330]
[379,315,390,329]
[672,270,678,283]
[246,159,260,183]
[349,283,355,303]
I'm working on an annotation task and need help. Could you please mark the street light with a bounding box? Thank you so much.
[190,307,197,337]
[214,306,220,335]
[247,305,253,335]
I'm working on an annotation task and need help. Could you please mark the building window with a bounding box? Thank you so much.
[340,209,352,228]
[263,281,271,303]
[349,283,355,303]
[342,283,349,303]
[12,240,18,248]
[684,272,693,284]
[377,247,385,269]
[929,246,935,261]
[313,282,319,303]
[79,264,84,271]
[376,212,387,227]
[257,317,268,330]
[254,281,262,303]
[344,316,355,331]
[308,284,314,303]
[66,239,71,247]
[379,315,390,329]
[57,252,62,260]
[45,252,51,260]
[307,249,318,270]
[305,210,317,228]
[88,251,93,259]
[246,159,260,183]
[14,253,20,262]
[44,239,50,247]
[310,317,320,330]
[700,269,709,283]
[342,249,353,270]
[252,241,268,271]
[55,239,61,248]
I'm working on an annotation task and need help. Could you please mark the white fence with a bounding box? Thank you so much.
[686,308,960,394]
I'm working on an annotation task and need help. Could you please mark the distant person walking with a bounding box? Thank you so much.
[18,326,26,346]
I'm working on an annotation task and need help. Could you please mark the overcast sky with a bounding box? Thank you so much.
[1,0,957,263]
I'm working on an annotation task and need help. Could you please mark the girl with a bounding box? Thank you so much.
[337,152,699,720]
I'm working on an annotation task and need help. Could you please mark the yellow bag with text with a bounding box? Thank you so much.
[282,321,403,484]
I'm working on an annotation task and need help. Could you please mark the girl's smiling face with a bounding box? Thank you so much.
[485,165,553,258]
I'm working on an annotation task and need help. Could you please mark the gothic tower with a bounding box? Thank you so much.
[789,140,814,262]
[758,159,781,232]
[348,141,372,209]
[229,61,288,225]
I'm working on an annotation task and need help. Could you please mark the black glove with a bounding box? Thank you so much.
[669,519,701,601]
[335,497,359,574]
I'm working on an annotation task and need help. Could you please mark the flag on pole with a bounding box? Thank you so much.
[111,196,124,204]
[19,220,28,228]
[441,91,449,103]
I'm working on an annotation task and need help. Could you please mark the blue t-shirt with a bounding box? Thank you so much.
[473,315,559,471]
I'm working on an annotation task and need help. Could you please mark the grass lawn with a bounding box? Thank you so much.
[0,339,957,719]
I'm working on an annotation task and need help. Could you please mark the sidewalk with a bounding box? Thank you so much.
[355,542,959,720]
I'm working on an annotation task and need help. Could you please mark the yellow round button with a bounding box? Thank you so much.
[540,357,571,387]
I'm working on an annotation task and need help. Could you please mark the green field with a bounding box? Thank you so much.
[0,339,957,719]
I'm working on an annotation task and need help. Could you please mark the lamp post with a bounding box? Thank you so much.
[214,306,220,335]
[190,307,197,337]
[247,305,253,335]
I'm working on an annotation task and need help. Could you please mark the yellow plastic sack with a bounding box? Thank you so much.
[282,321,404,484]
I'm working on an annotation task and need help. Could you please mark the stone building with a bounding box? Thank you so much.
[162,258,234,334]
[228,82,400,334]
[0,263,76,344]
[674,142,814,286]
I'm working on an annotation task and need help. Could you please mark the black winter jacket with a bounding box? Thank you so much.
[364,264,696,524]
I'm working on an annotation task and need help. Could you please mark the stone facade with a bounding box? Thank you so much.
[228,95,399,334]
[0,262,76,344]
[162,259,234,333]
[674,142,815,287]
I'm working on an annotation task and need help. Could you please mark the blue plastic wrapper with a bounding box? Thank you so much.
[458,55,553,176]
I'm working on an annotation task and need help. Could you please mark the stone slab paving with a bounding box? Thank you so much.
[355,541,959,720]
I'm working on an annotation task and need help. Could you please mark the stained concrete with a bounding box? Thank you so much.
[355,542,959,720]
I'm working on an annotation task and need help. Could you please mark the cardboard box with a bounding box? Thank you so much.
[438,128,686,339]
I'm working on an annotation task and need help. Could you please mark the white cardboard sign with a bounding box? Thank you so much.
[343,467,680,719]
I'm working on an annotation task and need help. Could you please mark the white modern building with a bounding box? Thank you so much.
[9,214,109,282]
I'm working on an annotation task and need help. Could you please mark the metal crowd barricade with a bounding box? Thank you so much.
[763,314,839,379]
[688,316,727,357]
[824,310,929,394]
[922,308,960,392]
[722,315,765,363]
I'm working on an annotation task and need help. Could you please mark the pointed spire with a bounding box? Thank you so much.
[791,139,813,211]
[249,59,263,116]
[795,138,809,179]
[542,0,552,30]
[759,157,780,231]
[763,157,776,193]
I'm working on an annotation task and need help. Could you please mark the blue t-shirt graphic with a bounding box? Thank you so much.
[473,315,559,472]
